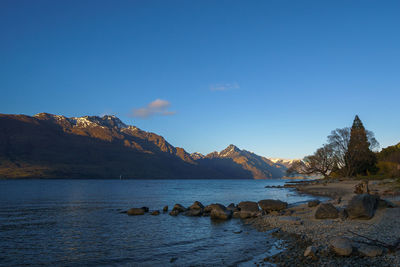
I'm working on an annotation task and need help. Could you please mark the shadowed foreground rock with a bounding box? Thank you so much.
[258,199,288,212]
[346,194,378,219]
[315,203,338,219]
[330,237,353,256]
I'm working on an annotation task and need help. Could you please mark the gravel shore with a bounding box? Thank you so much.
[249,179,400,266]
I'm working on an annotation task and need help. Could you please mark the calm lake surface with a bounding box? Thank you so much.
[0,179,322,266]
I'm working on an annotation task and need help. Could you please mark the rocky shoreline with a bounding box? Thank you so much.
[124,178,400,266]
[250,178,400,266]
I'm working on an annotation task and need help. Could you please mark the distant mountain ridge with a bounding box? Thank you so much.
[0,113,289,179]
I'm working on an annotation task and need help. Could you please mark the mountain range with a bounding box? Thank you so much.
[0,113,291,179]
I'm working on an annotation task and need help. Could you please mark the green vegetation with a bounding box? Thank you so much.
[288,115,399,179]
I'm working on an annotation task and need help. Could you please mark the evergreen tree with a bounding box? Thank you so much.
[346,115,377,176]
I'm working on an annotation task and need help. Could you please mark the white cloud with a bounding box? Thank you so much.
[210,82,240,91]
[131,99,176,118]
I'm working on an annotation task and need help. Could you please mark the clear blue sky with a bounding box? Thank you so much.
[1,0,399,158]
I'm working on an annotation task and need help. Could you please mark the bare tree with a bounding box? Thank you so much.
[328,127,353,177]
[287,144,336,178]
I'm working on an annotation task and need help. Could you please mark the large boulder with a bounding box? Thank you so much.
[346,194,378,220]
[204,203,232,220]
[258,199,288,212]
[330,237,353,256]
[185,209,203,216]
[210,205,232,220]
[238,201,260,219]
[127,208,145,215]
[172,204,187,213]
[186,201,204,216]
[204,203,226,214]
[315,203,339,219]
[189,201,204,210]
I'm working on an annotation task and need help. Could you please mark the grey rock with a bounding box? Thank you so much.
[258,199,288,212]
[315,203,339,219]
[330,237,353,256]
[346,194,378,220]
[358,245,383,257]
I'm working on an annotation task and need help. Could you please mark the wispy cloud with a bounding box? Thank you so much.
[131,99,176,118]
[210,82,240,91]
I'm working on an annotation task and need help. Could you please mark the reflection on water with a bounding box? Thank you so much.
[0,179,321,266]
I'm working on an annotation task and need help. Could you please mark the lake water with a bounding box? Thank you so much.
[0,179,322,266]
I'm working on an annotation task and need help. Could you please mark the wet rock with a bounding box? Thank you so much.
[169,210,180,216]
[185,209,203,216]
[304,246,317,259]
[346,194,378,219]
[172,204,186,213]
[208,204,232,220]
[315,203,338,219]
[330,237,353,256]
[308,200,320,207]
[151,210,160,215]
[237,201,259,218]
[186,201,203,216]
[226,203,237,212]
[204,203,226,214]
[127,208,145,215]
[258,199,288,212]
[163,205,168,212]
[358,245,383,257]
[189,201,204,210]
[232,211,241,218]
[238,201,259,212]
